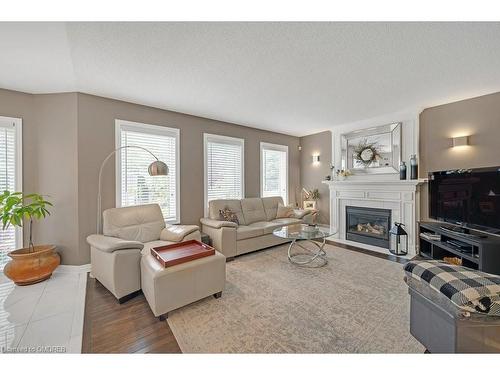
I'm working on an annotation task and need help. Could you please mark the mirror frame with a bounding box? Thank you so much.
[340,122,402,175]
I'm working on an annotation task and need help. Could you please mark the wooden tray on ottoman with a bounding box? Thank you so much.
[151,239,215,268]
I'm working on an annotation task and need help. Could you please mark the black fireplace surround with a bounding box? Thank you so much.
[346,206,391,248]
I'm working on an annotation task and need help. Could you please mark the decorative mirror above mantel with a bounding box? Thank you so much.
[340,122,402,175]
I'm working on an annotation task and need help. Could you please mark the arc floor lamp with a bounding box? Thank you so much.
[96,145,168,233]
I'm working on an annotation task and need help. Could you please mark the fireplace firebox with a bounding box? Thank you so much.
[346,206,391,248]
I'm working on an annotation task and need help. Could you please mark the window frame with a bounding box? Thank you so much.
[115,119,180,224]
[260,142,289,204]
[0,116,23,265]
[204,133,245,216]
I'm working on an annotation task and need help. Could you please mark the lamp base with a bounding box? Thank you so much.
[389,248,408,256]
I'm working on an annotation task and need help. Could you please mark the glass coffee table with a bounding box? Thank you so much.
[273,224,335,266]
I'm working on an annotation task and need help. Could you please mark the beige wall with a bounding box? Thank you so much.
[420,91,500,218]
[32,94,80,265]
[0,89,36,196]
[299,131,332,224]
[5,85,498,263]
[0,90,82,264]
[2,90,301,265]
[75,93,300,264]
[0,88,341,264]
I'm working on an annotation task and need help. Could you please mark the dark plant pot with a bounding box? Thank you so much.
[3,245,60,286]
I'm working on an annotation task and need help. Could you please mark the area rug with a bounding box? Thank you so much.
[167,243,424,353]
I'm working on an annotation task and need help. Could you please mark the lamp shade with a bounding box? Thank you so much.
[148,160,169,176]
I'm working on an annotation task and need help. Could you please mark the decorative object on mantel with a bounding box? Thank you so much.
[335,169,352,181]
[325,164,336,181]
[399,161,407,180]
[389,222,408,256]
[353,138,382,167]
[1,191,60,285]
[409,154,418,180]
[341,122,401,175]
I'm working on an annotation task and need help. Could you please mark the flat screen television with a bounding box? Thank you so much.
[429,166,500,235]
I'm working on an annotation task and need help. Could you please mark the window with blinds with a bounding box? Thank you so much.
[204,134,244,212]
[0,117,22,268]
[116,120,179,224]
[260,142,288,203]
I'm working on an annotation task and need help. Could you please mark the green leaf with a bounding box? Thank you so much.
[0,191,53,231]
[10,215,21,227]
[2,215,10,230]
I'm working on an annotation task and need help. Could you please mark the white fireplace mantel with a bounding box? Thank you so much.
[323,179,427,256]
[323,179,426,188]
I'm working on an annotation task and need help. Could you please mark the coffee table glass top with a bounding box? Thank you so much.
[273,224,334,240]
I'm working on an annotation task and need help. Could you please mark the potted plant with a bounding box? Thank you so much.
[0,191,59,285]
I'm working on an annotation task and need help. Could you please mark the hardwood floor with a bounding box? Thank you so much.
[82,275,181,353]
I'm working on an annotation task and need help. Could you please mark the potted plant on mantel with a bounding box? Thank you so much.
[0,191,59,285]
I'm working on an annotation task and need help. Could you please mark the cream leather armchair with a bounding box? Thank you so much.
[87,204,200,303]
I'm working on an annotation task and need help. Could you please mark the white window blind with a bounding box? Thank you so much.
[260,142,288,203]
[0,117,22,267]
[204,134,244,211]
[116,120,179,223]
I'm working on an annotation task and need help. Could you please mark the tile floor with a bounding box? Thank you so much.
[0,266,87,354]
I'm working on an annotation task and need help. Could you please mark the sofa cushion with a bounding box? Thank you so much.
[276,204,295,218]
[236,226,264,240]
[241,198,267,225]
[208,199,246,225]
[271,217,302,225]
[248,221,283,234]
[103,204,166,243]
[294,209,312,219]
[262,196,284,221]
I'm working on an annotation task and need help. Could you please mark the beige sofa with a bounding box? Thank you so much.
[200,197,314,259]
[87,204,225,317]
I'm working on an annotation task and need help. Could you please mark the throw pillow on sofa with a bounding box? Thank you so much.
[219,208,239,224]
[276,204,295,218]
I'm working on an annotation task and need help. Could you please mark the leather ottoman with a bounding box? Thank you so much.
[141,250,226,320]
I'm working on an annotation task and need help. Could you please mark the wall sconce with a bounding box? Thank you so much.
[312,155,320,164]
[452,135,469,147]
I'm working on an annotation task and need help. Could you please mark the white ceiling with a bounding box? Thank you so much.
[1,22,500,136]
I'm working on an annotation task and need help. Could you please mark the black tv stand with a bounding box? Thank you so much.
[419,222,500,275]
